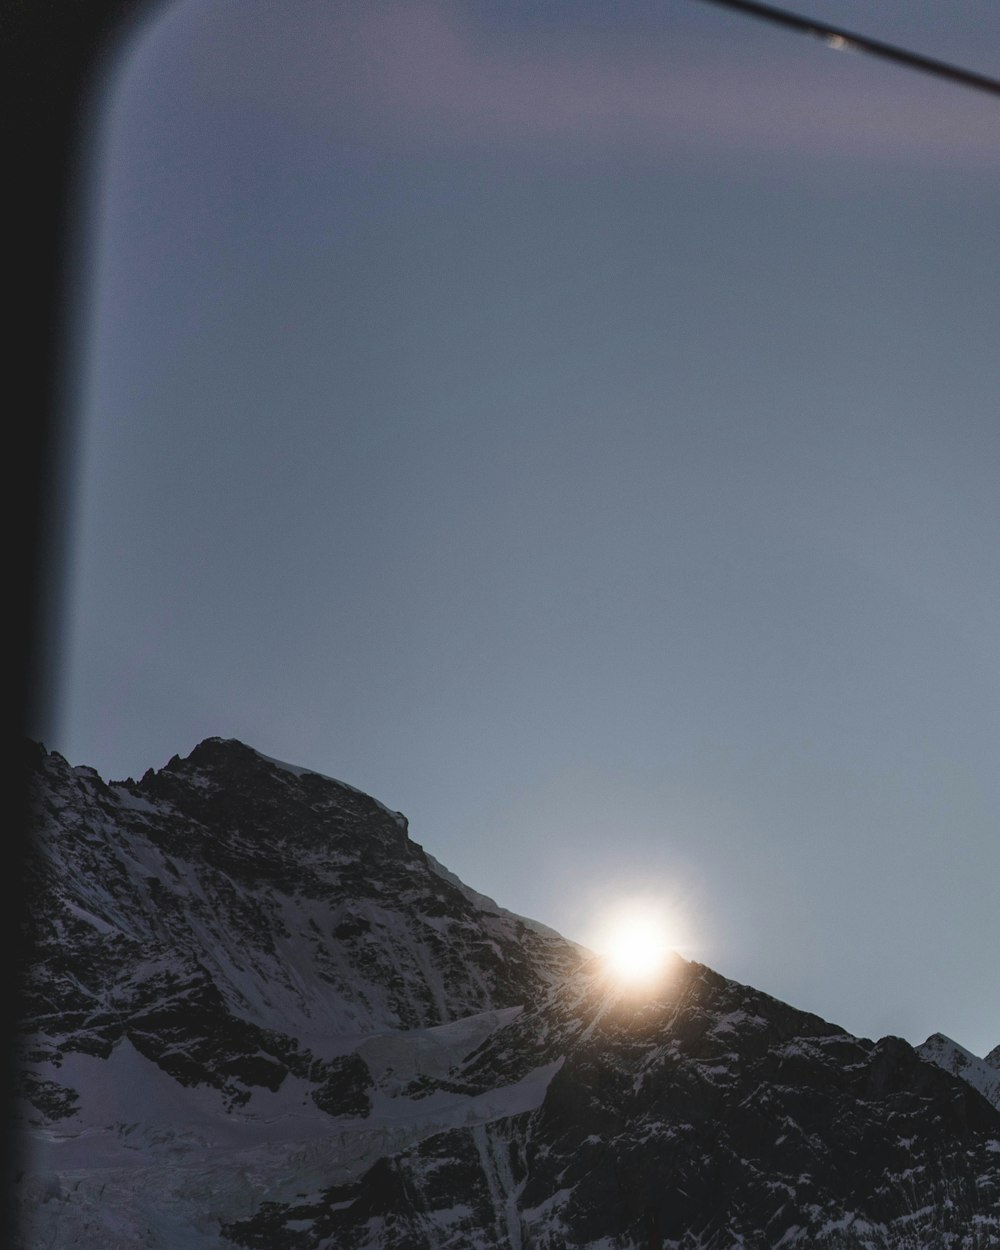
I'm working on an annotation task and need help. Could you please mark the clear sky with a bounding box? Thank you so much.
[47,0,999,1056]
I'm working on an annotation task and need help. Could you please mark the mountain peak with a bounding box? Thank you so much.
[17,742,1000,1250]
[161,735,299,779]
[916,1032,1000,1111]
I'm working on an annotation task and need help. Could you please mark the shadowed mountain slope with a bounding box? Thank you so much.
[16,739,1000,1249]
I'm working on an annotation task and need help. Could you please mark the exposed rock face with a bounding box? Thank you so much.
[917,1032,1000,1112]
[16,740,1000,1249]
[21,738,580,1099]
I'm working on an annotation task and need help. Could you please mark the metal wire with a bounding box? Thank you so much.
[690,0,1000,98]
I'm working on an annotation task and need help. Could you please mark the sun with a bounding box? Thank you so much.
[604,917,670,983]
[596,903,681,986]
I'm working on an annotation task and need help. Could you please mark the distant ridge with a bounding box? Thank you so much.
[917,1031,1000,1111]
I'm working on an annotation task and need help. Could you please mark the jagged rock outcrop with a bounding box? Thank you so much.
[20,738,581,1109]
[917,1032,1000,1112]
[15,740,1000,1249]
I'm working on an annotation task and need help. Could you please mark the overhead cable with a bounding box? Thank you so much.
[690,0,1000,98]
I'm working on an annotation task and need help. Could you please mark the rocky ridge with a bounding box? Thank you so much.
[15,739,1000,1249]
[917,1033,1000,1113]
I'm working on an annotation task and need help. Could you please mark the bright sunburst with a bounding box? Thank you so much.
[595,901,682,986]
[604,917,670,982]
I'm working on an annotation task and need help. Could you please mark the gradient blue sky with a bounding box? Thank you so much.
[49,0,999,1055]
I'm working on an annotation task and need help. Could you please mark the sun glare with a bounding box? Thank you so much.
[597,903,681,986]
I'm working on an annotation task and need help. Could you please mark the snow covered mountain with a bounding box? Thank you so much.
[15,739,1000,1249]
[917,1033,1000,1112]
